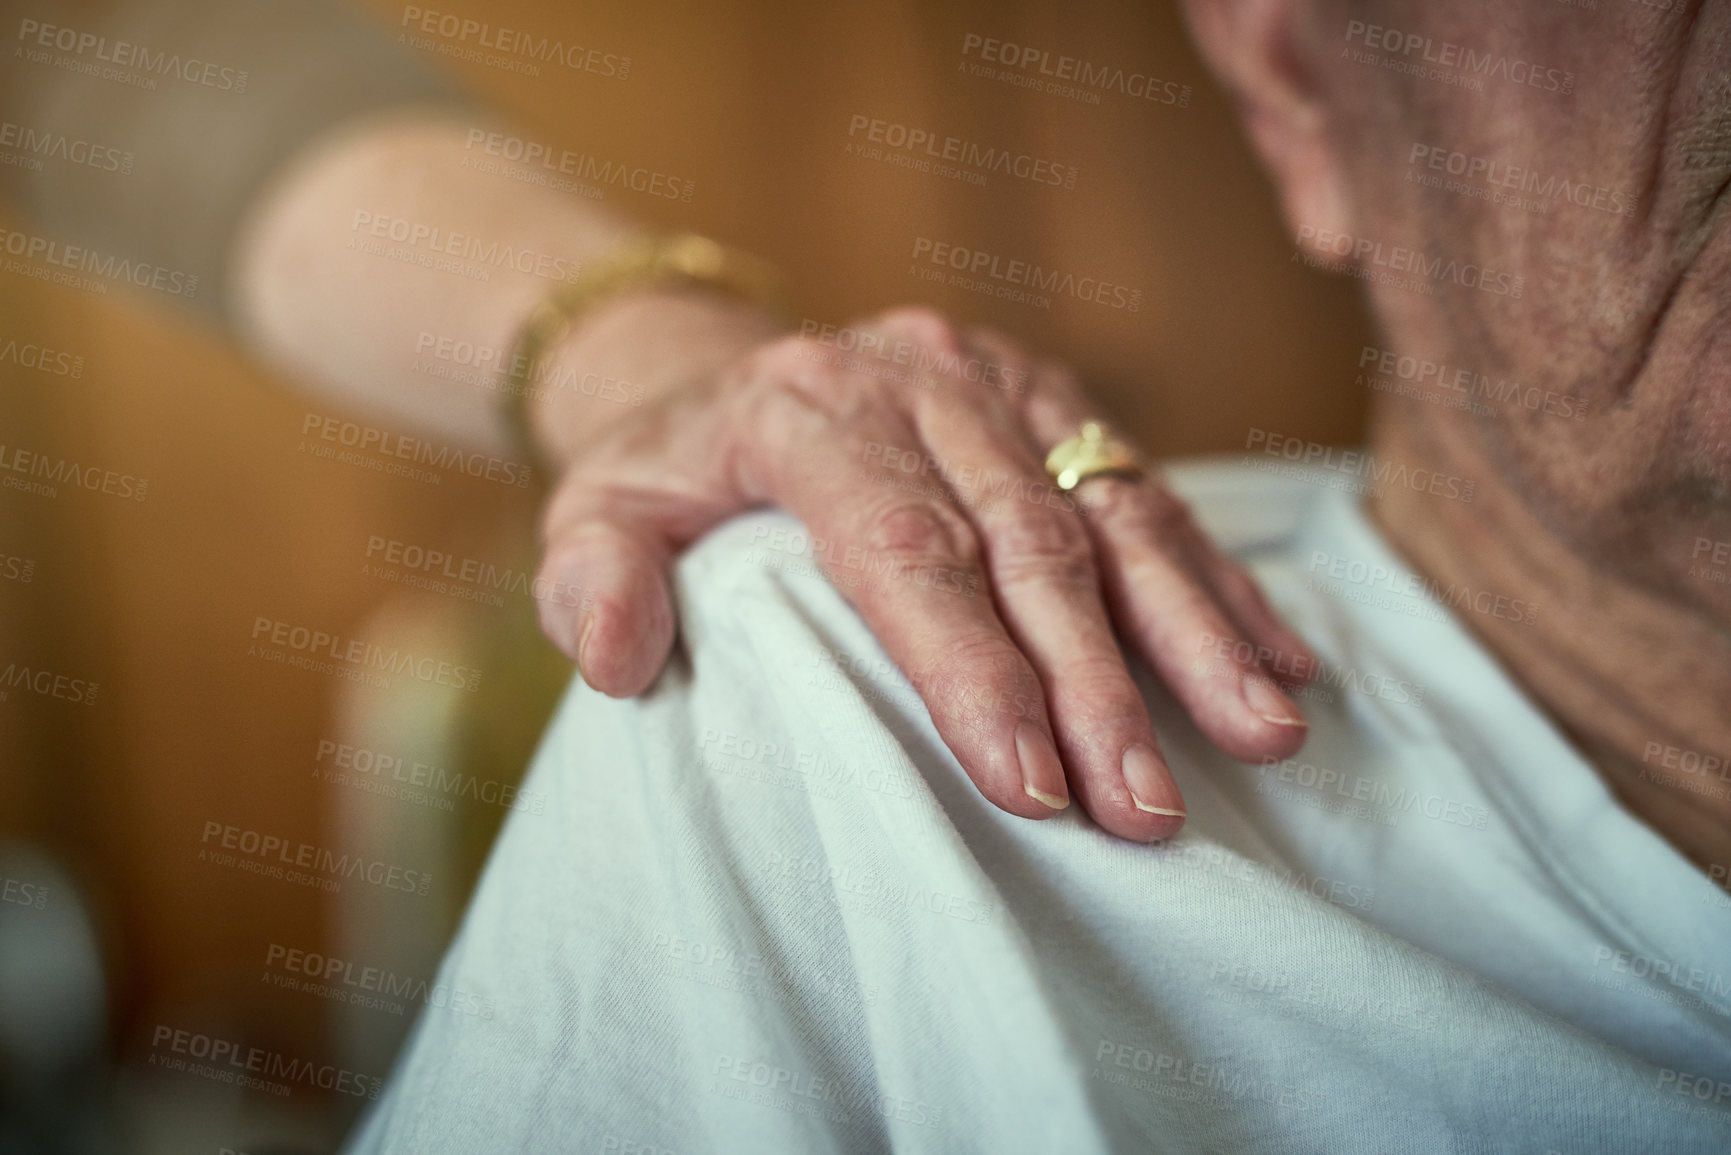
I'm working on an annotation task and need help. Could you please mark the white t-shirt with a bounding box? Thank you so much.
[347,460,1731,1154]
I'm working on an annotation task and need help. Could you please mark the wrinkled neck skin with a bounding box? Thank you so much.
[1314,1,1731,886]
[1367,398,1731,881]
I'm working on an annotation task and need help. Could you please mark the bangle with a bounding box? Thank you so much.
[497,232,788,478]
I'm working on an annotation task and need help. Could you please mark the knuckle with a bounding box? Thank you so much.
[925,628,1019,676]
[969,325,1029,365]
[756,332,821,373]
[1061,654,1139,709]
[1144,486,1199,539]
[996,504,1089,557]
[1077,475,1145,524]
[877,306,966,356]
[857,498,979,565]
[1089,478,1189,539]
[749,364,880,432]
[538,486,599,542]
[739,336,849,398]
[1216,561,1266,606]
[914,630,1046,722]
[990,508,1096,589]
[538,476,633,543]
[721,336,799,396]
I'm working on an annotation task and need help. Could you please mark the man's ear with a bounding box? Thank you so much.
[1180,0,1354,244]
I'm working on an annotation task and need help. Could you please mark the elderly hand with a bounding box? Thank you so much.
[532,305,1315,841]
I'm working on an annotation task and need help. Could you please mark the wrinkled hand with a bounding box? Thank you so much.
[534,307,1314,841]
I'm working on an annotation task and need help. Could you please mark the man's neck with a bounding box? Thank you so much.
[1366,406,1731,879]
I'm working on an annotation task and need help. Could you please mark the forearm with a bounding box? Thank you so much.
[230,112,782,460]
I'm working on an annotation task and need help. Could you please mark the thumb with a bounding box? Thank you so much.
[535,510,680,697]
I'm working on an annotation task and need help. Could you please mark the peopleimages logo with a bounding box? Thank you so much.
[314,738,547,814]
[959,34,1191,107]
[462,129,693,201]
[0,442,148,501]
[1258,754,1492,830]
[1406,143,1635,217]
[846,114,1079,189]
[1307,547,1539,628]
[1091,1040,1326,1111]
[797,319,1030,394]
[15,18,250,92]
[149,1024,380,1099]
[910,236,1143,311]
[1243,428,1476,505]
[0,333,83,377]
[350,211,581,284]
[0,660,98,705]
[410,330,644,407]
[1356,345,1586,421]
[1193,631,1428,709]
[198,820,434,896]
[1295,225,1523,298]
[1590,945,1731,1002]
[248,615,483,693]
[0,120,134,174]
[711,1053,943,1128]
[1342,20,1575,95]
[263,942,496,1018]
[363,535,588,609]
[1656,1068,1731,1110]
[0,226,197,297]
[398,6,630,78]
[298,411,533,488]
[0,875,47,910]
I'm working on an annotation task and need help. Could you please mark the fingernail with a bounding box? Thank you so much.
[1122,742,1185,816]
[576,615,595,677]
[1242,673,1306,728]
[1015,722,1069,810]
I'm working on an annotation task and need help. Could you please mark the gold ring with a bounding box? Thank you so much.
[1043,421,1143,491]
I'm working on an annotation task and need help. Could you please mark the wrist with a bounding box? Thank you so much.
[524,286,783,471]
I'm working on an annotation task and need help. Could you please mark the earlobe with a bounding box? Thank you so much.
[1180,0,1355,244]
[1242,100,1354,246]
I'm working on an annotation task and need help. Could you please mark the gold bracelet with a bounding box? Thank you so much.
[497,232,788,479]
